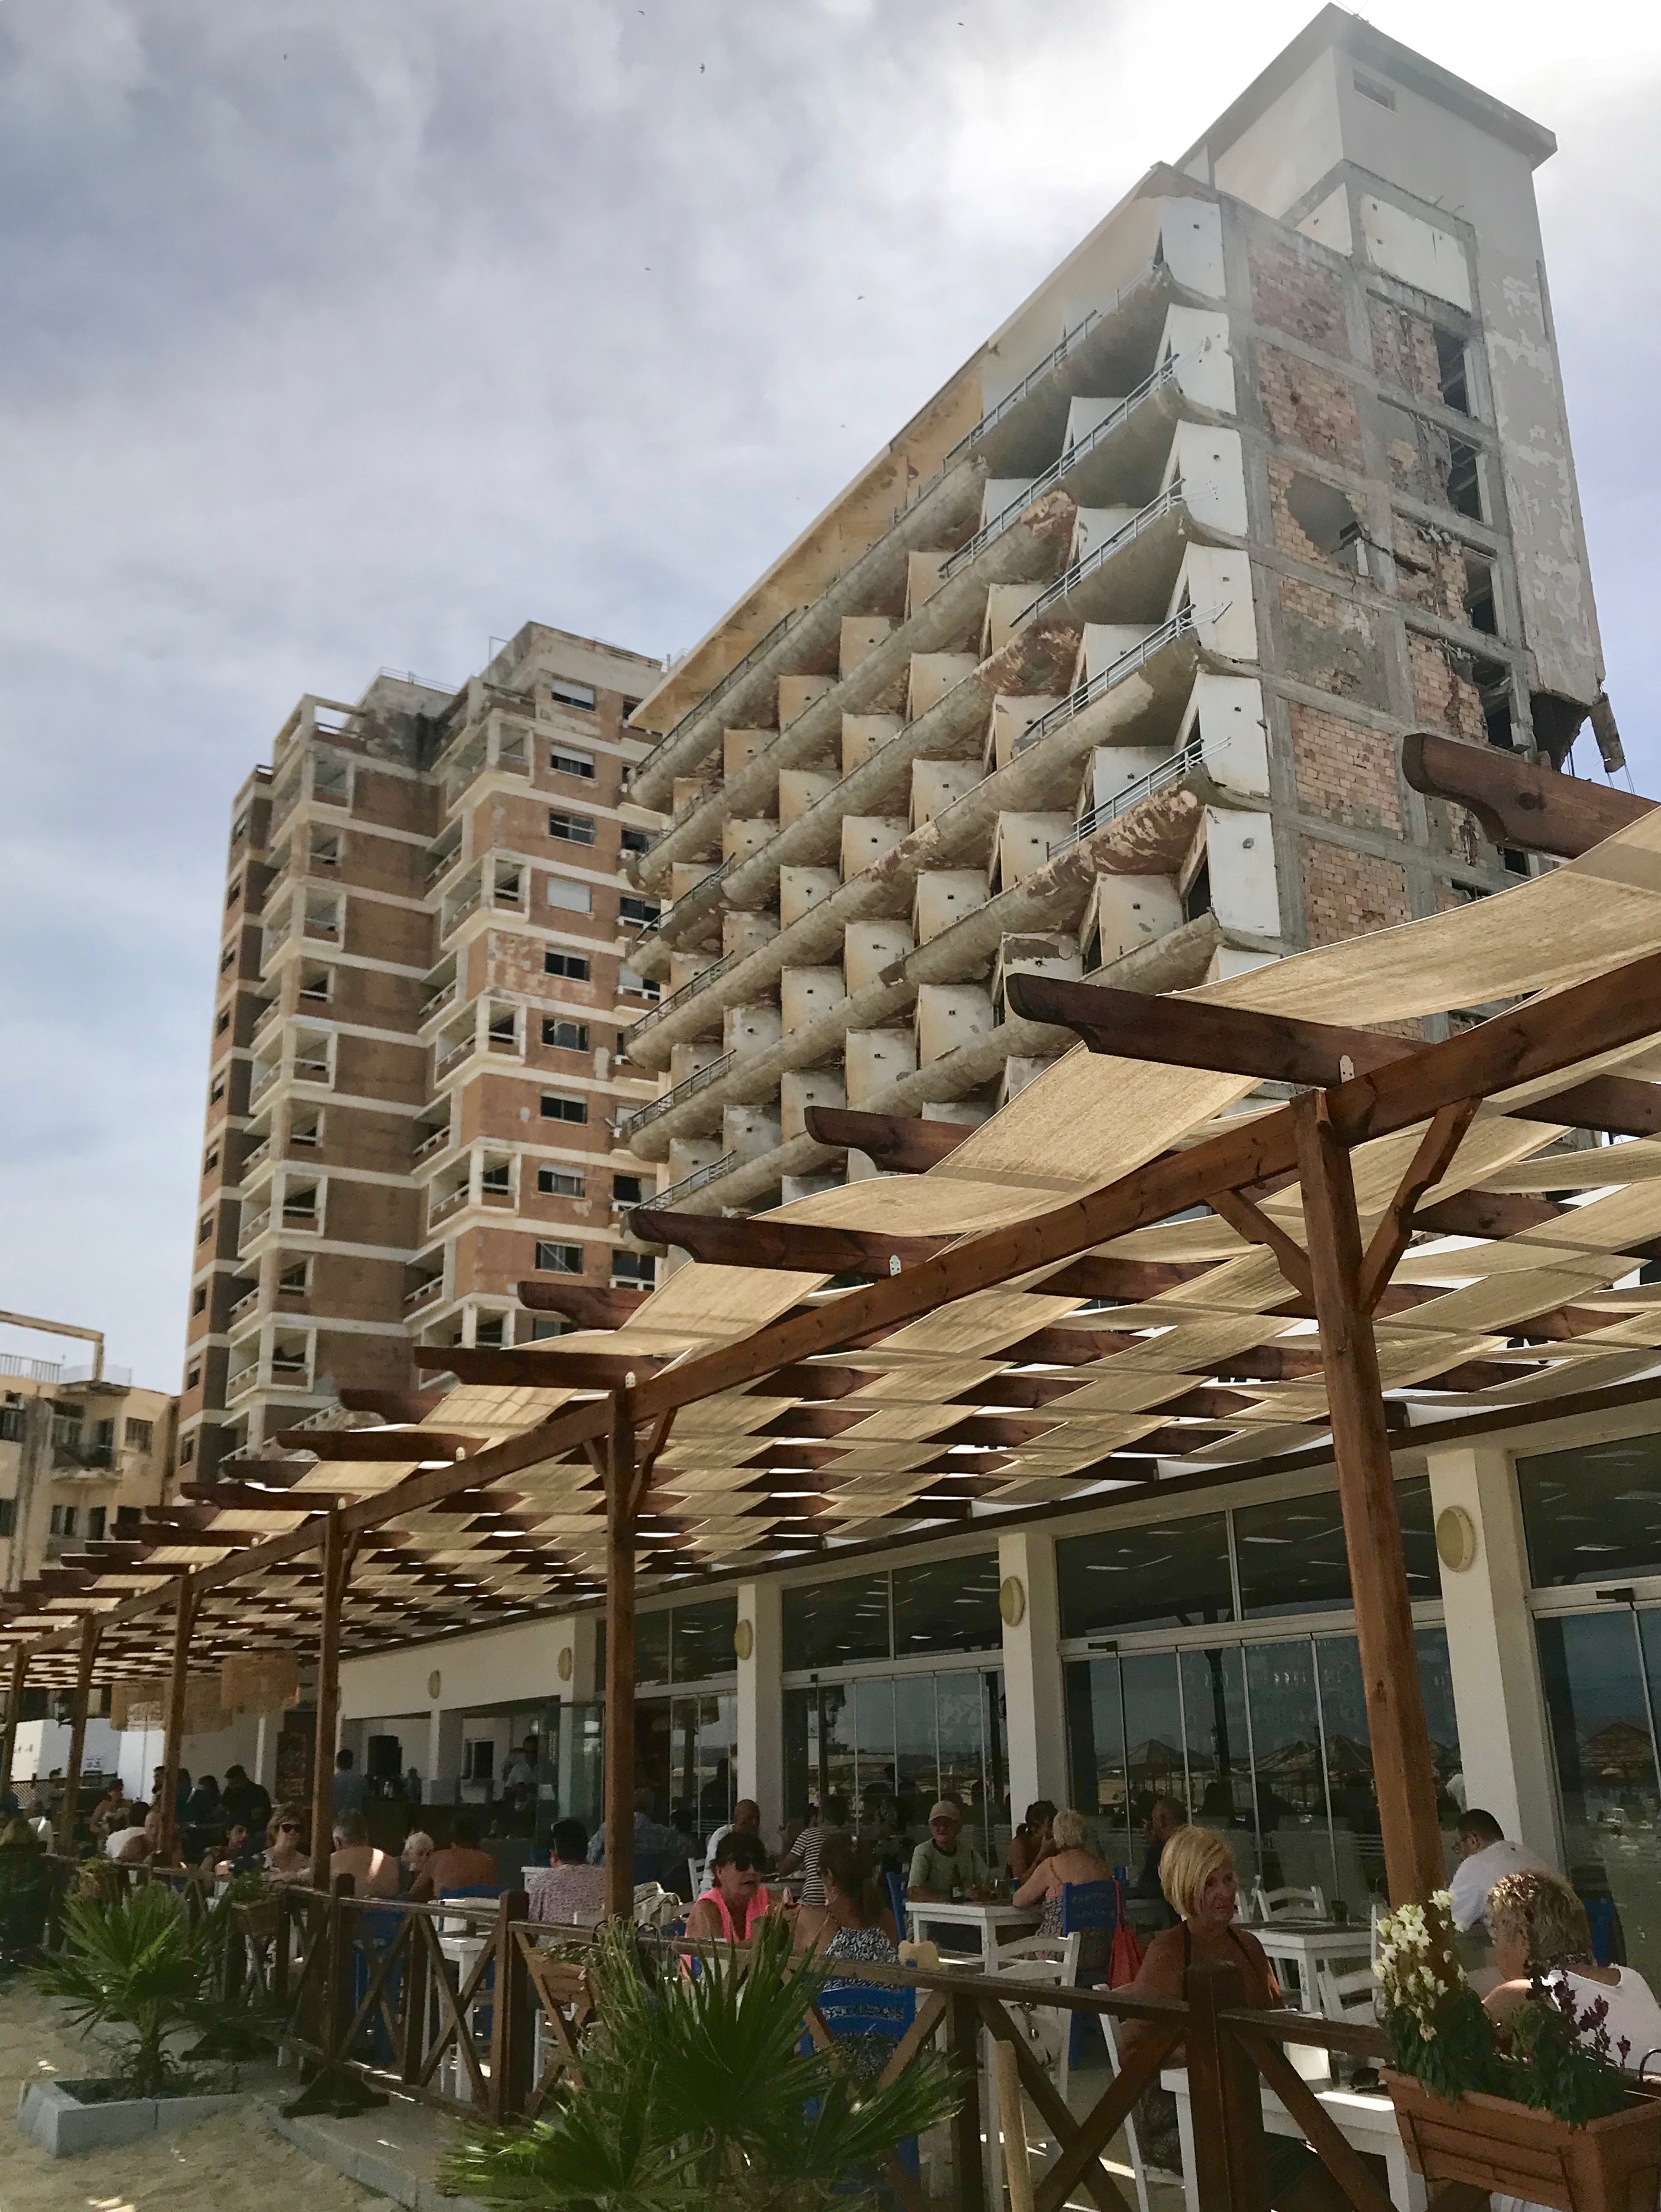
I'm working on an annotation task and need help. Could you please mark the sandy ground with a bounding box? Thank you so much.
[0,1973,380,2212]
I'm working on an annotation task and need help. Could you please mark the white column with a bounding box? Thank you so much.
[736,1581,784,1841]
[425,1706,466,1805]
[999,1530,1069,1815]
[252,1711,281,1799]
[1427,1443,1560,1862]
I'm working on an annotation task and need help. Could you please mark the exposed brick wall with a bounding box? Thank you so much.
[1300,838,1410,946]
[1370,299,1443,406]
[1249,233,1349,357]
[1258,344,1364,468]
[1288,702,1404,835]
[1392,517,1467,621]
[1381,401,1456,509]
[1267,459,1353,572]
[1275,572,1390,709]
[1409,633,1487,741]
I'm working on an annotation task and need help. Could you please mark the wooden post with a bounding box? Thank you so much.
[488,1887,532,2122]
[310,1511,351,1893]
[992,2037,1035,2212]
[0,1643,28,1800]
[1296,1092,1446,1904]
[945,1987,988,2212]
[1185,1958,1269,2212]
[602,1391,639,1922]
[55,1613,101,1854]
[158,1578,197,1866]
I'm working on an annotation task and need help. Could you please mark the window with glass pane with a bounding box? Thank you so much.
[1121,1651,1187,1829]
[1057,1514,1233,1636]
[893,1675,938,1833]
[1520,1433,1661,1586]
[783,1573,891,1669]
[1180,1646,1258,1884]
[636,1698,674,1821]
[672,1598,737,1682]
[669,1692,735,1835]
[1539,1611,1661,1975]
[850,1676,898,1824]
[892,1554,1002,1654]
[1245,1640,1329,1906]
[810,1683,857,1815]
[635,1610,671,1685]
[1066,1657,1129,1860]
[1235,1481,1438,1617]
[784,1688,813,1822]
[936,1672,990,1851]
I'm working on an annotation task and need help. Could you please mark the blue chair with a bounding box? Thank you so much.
[1585,1891,1621,1967]
[805,1978,921,2185]
[885,1871,908,1942]
[1060,1880,1123,2063]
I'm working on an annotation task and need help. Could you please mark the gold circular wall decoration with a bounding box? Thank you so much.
[733,1620,755,1662]
[427,1669,442,1699]
[998,1576,1027,1627]
[1435,1506,1479,1574]
[556,1647,574,1682]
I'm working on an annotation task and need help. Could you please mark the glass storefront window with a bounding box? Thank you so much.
[672,1599,737,1682]
[1521,1434,1661,1586]
[781,1669,1007,1865]
[1057,1514,1233,1636]
[783,1572,891,1669]
[893,1555,1002,1654]
[1066,1656,1129,1859]
[636,1609,671,1685]
[1235,1479,1439,1616]
[1537,1609,1661,1971]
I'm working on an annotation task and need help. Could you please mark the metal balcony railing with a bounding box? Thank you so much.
[621,949,740,1050]
[620,1050,736,1142]
[649,607,807,756]
[1014,601,1200,756]
[628,851,740,954]
[1024,480,1186,626]
[632,1152,737,1219]
[940,354,1181,583]
[1046,736,1206,859]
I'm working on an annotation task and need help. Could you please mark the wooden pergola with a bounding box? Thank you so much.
[8,743,1661,1917]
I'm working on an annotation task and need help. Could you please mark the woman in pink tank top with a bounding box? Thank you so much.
[687,1831,773,1942]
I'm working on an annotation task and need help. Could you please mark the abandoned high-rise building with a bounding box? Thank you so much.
[617,8,1609,1226]
[180,625,666,1479]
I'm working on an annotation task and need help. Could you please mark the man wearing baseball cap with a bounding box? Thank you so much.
[907,1799,990,1901]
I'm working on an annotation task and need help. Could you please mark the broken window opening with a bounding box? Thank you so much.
[538,1166,584,1197]
[543,1017,590,1051]
[1435,329,1470,414]
[1182,856,1213,925]
[1462,553,1498,637]
[1471,655,1515,751]
[1445,439,1483,522]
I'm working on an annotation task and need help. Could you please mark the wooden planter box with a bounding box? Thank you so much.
[231,1898,280,1941]
[1385,2070,1661,2212]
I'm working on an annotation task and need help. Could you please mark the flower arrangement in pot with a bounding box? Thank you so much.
[1377,1881,1661,2212]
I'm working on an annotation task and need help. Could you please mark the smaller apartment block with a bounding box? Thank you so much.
[616,9,1605,1222]
[181,624,666,1479]
[0,1355,176,1591]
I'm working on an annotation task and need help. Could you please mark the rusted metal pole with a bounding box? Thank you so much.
[158,1579,197,1864]
[1296,1092,1446,1905]
[309,1511,350,1892]
[601,1392,638,1922]
[55,1614,101,1854]
[0,1643,28,1800]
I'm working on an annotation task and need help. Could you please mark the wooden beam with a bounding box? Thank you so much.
[1357,1098,1481,1315]
[414,1346,663,1388]
[157,1579,196,1865]
[740,1365,880,1400]
[628,1209,952,1275]
[802,1107,975,1171]
[1400,729,1652,859]
[603,1392,638,1923]
[0,1643,26,1800]
[1004,973,1414,1084]
[56,1614,101,1854]
[309,1510,351,1892]
[1039,1255,1213,1301]
[1521,1074,1661,1138]
[1412,1189,1564,1239]
[269,1429,481,1461]
[514,1282,650,1328]
[1210,1188,1313,1300]
[1296,1093,1445,1906]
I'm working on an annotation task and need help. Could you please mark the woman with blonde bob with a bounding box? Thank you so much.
[1121,1826,1348,2212]
[1484,1870,1661,2062]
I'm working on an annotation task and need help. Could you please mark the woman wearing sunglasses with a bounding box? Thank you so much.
[263,1806,309,1881]
[685,1830,778,1944]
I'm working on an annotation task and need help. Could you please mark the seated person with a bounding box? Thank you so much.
[527,1817,608,1925]
[1484,1868,1661,2061]
[1006,1800,1057,1888]
[1012,1806,1112,1936]
[687,1831,775,1944]
[329,1811,401,1897]
[212,1821,265,1877]
[409,1811,500,1902]
[793,1832,898,1960]
[705,1799,766,1867]
[906,1801,989,1901]
[780,1795,847,1904]
[106,1800,153,1864]
[1449,1808,1550,1934]
[89,1781,130,1841]
[263,1806,310,1881]
[400,1828,435,1894]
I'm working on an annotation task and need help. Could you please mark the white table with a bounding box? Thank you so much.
[1162,2065,1424,2212]
[1251,1920,1372,2011]
[904,1898,1040,1970]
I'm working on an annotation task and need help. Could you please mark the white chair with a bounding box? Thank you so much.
[687,1855,707,1898]
[1253,1881,1328,1922]
[982,1933,1082,2133]
[633,1881,681,1929]
[1100,2012,1184,2212]
[1317,1961,1379,2025]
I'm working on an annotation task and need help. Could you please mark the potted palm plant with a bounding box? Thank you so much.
[443,1915,961,2212]
[20,1881,252,2155]
[1378,1891,1661,2212]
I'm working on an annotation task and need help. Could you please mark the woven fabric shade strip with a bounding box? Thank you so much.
[14,808,1661,1688]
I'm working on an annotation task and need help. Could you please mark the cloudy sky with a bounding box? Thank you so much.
[1,0,1657,1389]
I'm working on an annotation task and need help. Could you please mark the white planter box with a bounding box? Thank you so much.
[17,2077,241,2156]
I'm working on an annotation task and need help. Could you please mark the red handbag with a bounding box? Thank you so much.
[1108,1879,1144,1987]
